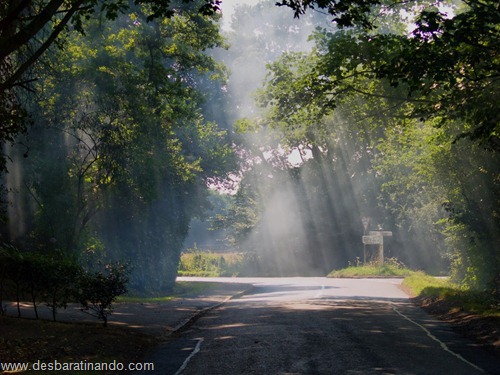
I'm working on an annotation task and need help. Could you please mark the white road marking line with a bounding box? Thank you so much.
[174,338,204,375]
[314,284,325,298]
[391,304,485,373]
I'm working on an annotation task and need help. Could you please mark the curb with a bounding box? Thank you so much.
[171,286,255,335]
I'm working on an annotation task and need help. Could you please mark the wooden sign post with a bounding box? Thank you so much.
[362,230,393,265]
[361,217,370,263]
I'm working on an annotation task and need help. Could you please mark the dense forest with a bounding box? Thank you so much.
[0,0,498,297]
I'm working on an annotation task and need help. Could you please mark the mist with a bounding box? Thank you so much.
[191,0,459,274]
[186,0,379,276]
[2,0,494,294]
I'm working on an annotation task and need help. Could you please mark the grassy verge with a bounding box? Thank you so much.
[327,258,414,278]
[328,260,499,348]
[402,271,499,350]
[402,272,499,316]
[178,251,245,277]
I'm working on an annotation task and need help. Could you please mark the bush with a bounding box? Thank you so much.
[327,257,414,278]
[0,247,83,320]
[42,255,82,321]
[178,250,245,277]
[77,263,129,326]
[0,245,131,326]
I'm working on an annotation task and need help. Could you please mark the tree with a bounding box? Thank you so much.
[0,0,221,174]
[78,263,129,327]
[0,0,221,92]
[256,0,499,291]
[2,0,235,293]
[276,0,500,149]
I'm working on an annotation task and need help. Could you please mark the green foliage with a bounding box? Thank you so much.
[403,272,499,315]
[178,248,245,277]
[2,0,236,295]
[328,258,415,278]
[254,0,499,290]
[77,263,129,327]
[0,0,222,178]
[0,245,133,325]
[276,0,392,29]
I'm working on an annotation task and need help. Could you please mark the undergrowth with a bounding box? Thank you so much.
[178,249,245,277]
[403,272,500,315]
[327,258,414,278]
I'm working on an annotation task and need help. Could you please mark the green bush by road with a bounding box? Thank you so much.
[403,272,499,316]
[327,258,499,316]
[327,258,414,278]
[178,249,246,277]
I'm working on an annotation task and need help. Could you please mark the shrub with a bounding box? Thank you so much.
[42,255,82,321]
[327,257,414,278]
[178,250,246,277]
[77,263,129,326]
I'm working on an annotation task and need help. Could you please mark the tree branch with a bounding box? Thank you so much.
[0,0,66,60]
[0,0,85,91]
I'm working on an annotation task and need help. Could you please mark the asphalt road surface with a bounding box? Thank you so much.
[160,277,500,375]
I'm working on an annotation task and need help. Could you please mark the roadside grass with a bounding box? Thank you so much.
[178,250,245,277]
[327,258,414,278]
[328,259,498,317]
[403,271,499,349]
[402,272,500,316]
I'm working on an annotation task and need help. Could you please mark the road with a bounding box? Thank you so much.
[161,277,500,375]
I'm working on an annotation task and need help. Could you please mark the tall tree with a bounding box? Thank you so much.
[0,0,221,174]
[10,0,235,293]
[256,0,499,290]
[276,0,500,148]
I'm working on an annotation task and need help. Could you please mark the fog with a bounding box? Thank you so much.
[184,0,369,275]
[0,0,470,292]
[185,0,452,276]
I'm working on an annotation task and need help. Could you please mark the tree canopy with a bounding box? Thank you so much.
[0,0,498,297]
[0,0,221,171]
[1,0,235,293]
[250,0,499,290]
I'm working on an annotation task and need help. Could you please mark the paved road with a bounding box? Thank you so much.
[157,278,500,375]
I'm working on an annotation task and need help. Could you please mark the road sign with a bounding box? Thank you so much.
[362,235,382,245]
[369,231,392,237]
[362,230,393,265]
[361,217,370,231]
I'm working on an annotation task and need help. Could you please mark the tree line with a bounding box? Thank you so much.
[214,0,499,295]
[1,0,235,294]
[0,246,128,326]
[0,0,498,299]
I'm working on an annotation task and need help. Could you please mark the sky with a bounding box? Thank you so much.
[219,0,262,30]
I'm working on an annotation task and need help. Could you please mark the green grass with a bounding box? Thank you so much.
[117,295,175,303]
[178,251,245,277]
[402,272,499,316]
[401,272,451,296]
[329,260,499,316]
[327,258,415,278]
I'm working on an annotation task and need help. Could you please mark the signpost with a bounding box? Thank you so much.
[361,217,370,232]
[362,230,393,265]
[361,217,370,263]
[362,235,382,245]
